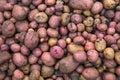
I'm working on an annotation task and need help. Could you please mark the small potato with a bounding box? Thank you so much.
[0,12,4,24]
[96,23,108,31]
[103,73,116,80]
[29,70,40,80]
[115,66,120,76]
[0,0,7,11]
[0,71,6,80]
[21,45,30,56]
[47,28,59,38]
[28,9,39,21]
[30,64,41,71]
[13,69,24,80]
[103,47,114,59]
[58,39,66,48]
[82,68,99,80]
[104,59,116,68]
[61,13,70,26]
[34,12,48,23]
[73,36,84,44]
[50,46,64,59]
[32,0,42,6]
[104,35,116,46]
[32,48,42,57]
[95,38,106,52]
[37,27,47,38]
[59,56,79,73]
[21,64,30,74]
[87,50,99,63]
[10,43,20,53]
[24,29,39,50]
[104,10,115,19]
[22,0,32,6]
[76,65,84,74]
[83,17,94,27]
[77,23,85,32]
[41,52,56,66]
[67,23,77,33]
[63,5,70,13]
[117,39,120,49]
[67,43,84,54]
[12,5,29,20]
[0,44,9,51]
[73,51,87,63]
[85,41,95,51]
[13,53,27,67]
[39,42,49,52]
[0,51,11,65]
[15,32,26,43]
[49,15,61,28]
[48,38,58,46]
[70,72,79,80]
[103,0,116,9]
[2,21,16,37]
[115,51,120,64]
[55,4,63,11]
[91,2,103,14]
[28,54,38,64]
[38,4,47,11]
[71,14,82,24]
[23,76,29,80]
[41,65,54,78]
[45,0,56,6]
[116,23,120,33]
[15,20,28,32]
[114,11,120,22]
[45,7,55,16]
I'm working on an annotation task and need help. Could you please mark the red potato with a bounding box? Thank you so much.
[45,7,55,16]
[21,45,30,56]
[38,4,47,11]
[104,35,116,46]
[39,42,49,52]
[71,14,82,24]
[0,44,9,51]
[76,65,84,73]
[3,11,11,19]
[59,56,79,73]
[10,43,20,52]
[50,46,64,59]
[32,0,42,6]
[5,38,15,46]
[22,0,32,6]
[45,0,56,6]
[55,4,64,12]
[37,27,47,38]
[115,66,120,76]
[111,44,119,51]
[0,12,4,24]
[0,71,6,80]
[73,51,87,63]
[107,27,115,35]
[58,39,66,48]
[114,11,120,22]
[32,48,42,57]
[28,54,38,64]
[7,0,17,5]
[12,5,29,20]
[96,24,108,31]
[116,23,120,33]
[3,3,13,11]
[85,41,95,51]
[13,53,27,67]
[0,37,4,46]
[0,0,7,11]
[104,59,116,68]
[41,52,56,66]
[87,50,99,63]
[15,20,28,32]
[0,51,11,65]
[13,69,24,80]
[67,23,77,33]
[24,29,39,50]
[28,9,39,21]
[2,21,16,37]
[68,32,77,38]
[29,21,38,29]
[0,62,8,71]
[49,15,61,28]
[104,10,115,19]
[91,2,103,14]
[103,73,116,80]
[15,32,26,43]
[30,64,41,71]
[47,28,59,38]
[82,67,99,80]
[73,36,85,44]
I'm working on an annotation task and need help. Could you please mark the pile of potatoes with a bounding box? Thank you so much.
[0,0,120,80]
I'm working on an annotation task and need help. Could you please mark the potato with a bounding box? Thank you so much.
[69,0,93,10]
[39,42,49,52]
[82,68,99,80]
[50,46,64,59]
[115,66,120,76]
[114,12,120,23]
[30,64,41,71]
[13,53,27,67]
[85,41,95,51]
[15,20,28,32]
[32,48,42,57]
[71,14,82,24]
[67,43,84,54]
[77,23,85,32]
[47,28,59,38]
[115,51,120,64]
[61,13,70,26]
[34,12,48,23]
[0,0,7,11]
[105,10,115,19]
[95,38,106,52]
[23,76,29,80]
[0,12,4,24]
[104,35,116,46]
[58,39,66,48]
[8,62,16,76]
[96,23,108,31]
[10,43,20,53]
[63,5,70,13]
[41,52,56,66]
[38,4,47,11]
[15,32,26,43]
[59,56,79,73]
[83,17,94,27]
[87,50,99,63]
[49,15,61,28]
[73,36,85,44]
[116,23,120,33]
[104,59,116,68]
[103,73,116,80]
[67,23,77,33]
[2,21,16,37]
[70,72,79,80]
[48,38,58,46]
[91,2,103,14]
[28,9,39,21]
[45,0,56,6]
[103,48,114,59]
[24,29,39,50]
[41,65,54,78]
[0,62,8,71]
[12,5,29,20]
[21,64,30,74]
[32,0,42,6]
[0,51,11,65]
[21,45,30,56]
[29,70,40,80]
[55,4,63,11]
[22,0,32,6]
[28,54,38,64]
[13,69,24,80]
[45,7,55,16]
[103,0,116,9]
[73,51,87,63]
[0,71,6,80]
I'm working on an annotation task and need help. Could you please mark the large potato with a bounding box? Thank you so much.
[95,38,106,52]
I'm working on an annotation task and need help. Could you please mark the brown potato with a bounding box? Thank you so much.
[59,56,79,73]
[61,13,70,26]
[21,64,30,74]
[0,12,4,24]
[95,38,106,52]
[103,0,116,9]
[29,70,40,80]
[115,51,120,64]
[103,72,116,80]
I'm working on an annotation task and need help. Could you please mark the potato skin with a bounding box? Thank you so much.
[29,70,40,80]
[13,69,24,80]
[95,38,106,52]
[59,56,79,73]
[103,47,114,59]
[103,73,116,80]
[47,28,59,38]
[115,51,120,64]
[2,21,16,37]
[24,30,39,50]
[82,68,99,80]
[61,13,70,26]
